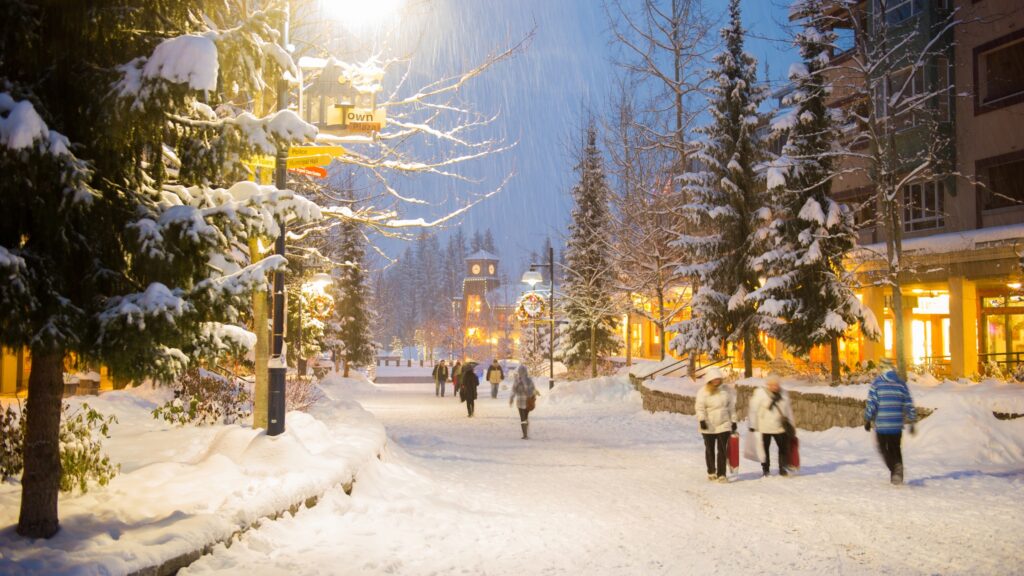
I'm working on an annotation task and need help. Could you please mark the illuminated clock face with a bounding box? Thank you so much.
[488,264,495,275]
[472,264,481,275]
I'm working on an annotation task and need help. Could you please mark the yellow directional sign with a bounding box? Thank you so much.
[245,145,348,170]
[288,145,348,157]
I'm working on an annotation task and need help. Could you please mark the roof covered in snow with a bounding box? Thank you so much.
[465,249,499,261]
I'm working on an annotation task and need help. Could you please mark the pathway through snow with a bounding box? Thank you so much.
[185,380,1024,575]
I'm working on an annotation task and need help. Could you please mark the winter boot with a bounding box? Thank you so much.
[891,463,904,485]
[762,464,770,477]
[521,422,529,439]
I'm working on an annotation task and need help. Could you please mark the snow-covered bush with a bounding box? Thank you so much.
[982,360,1005,380]
[152,369,251,426]
[1012,363,1024,383]
[1,403,25,481]
[286,376,324,412]
[2,402,118,493]
[59,403,119,493]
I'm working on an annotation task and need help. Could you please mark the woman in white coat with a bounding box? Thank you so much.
[695,367,736,482]
[747,375,795,477]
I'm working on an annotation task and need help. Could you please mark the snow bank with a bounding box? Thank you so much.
[911,394,1024,468]
[0,379,387,575]
[320,372,384,396]
[544,376,640,406]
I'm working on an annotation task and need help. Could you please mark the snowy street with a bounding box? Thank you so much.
[184,379,1024,576]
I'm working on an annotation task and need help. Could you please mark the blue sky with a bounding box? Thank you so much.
[360,0,798,272]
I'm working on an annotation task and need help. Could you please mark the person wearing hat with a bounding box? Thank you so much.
[748,375,795,477]
[695,367,737,483]
[509,364,538,439]
[864,369,918,485]
[460,361,481,417]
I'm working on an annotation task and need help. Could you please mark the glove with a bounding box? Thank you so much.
[909,424,916,436]
[699,420,708,431]
[864,420,871,432]
[748,427,755,433]
[731,422,737,433]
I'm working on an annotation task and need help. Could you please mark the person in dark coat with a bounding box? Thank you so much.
[486,359,504,399]
[432,360,449,397]
[452,361,462,399]
[459,362,480,417]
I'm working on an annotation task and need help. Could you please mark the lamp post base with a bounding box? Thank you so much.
[268,366,286,436]
[549,378,554,390]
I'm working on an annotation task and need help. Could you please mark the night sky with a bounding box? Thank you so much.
[348,0,797,273]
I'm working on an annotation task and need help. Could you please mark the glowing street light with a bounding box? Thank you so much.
[521,245,556,389]
[521,270,543,288]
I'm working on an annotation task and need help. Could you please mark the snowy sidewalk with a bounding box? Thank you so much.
[0,375,387,575]
[183,377,1024,575]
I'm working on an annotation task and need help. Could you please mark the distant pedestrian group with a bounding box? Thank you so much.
[439,359,539,437]
[695,365,916,486]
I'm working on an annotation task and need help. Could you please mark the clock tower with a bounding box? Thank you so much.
[460,249,501,357]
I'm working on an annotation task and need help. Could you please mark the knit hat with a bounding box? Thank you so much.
[702,367,724,384]
[881,370,903,383]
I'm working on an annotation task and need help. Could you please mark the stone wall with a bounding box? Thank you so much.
[640,383,933,432]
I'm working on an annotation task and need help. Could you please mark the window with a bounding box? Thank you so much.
[850,193,877,228]
[902,180,945,231]
[876,0,923,26]
[981,157,1024,210]
[981,40,1024,105]
[876,66,926,131]
[936,57,950,122]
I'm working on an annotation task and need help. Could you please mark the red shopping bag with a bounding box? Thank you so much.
[728,433,740,472]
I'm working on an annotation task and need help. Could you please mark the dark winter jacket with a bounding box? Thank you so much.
[486,364,504,384]
[452,363,462,389]
[432,364,449,383]
[865,371,918,435]
[460,366,480,401]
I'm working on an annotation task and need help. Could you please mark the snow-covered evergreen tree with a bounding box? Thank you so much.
[668,0,768,377]
[561,123,622,377]
[482,229,498,255]
[751,0,879,382]
[0,3,320,538]
[326,210,375,376]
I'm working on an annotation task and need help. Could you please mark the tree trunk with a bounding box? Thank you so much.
[657,286,666,361]
[625,305,632,367]
[250,238,269,430]
[590,324,598,378]
[343,358,350,378]
[830,336,841,385]
[17,349,65,539]
[891,283,907,379]
[743,331,753,378]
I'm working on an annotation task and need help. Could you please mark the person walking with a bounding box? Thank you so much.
[460,362,480,417]
[864,369,918,485]
[509,364,538,439]
[486,359,504,399]
[452,361,462,400]
[748,375,795,477]
[432,360,449,397]
[695,367,736,483]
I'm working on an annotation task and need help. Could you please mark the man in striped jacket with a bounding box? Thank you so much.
[864,370,918,485]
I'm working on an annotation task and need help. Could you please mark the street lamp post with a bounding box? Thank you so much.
[522,245,555,389]
[267,7,293,437]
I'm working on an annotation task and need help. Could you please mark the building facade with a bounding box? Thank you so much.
[623,0,1024,380]
[830,0,1024,378]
